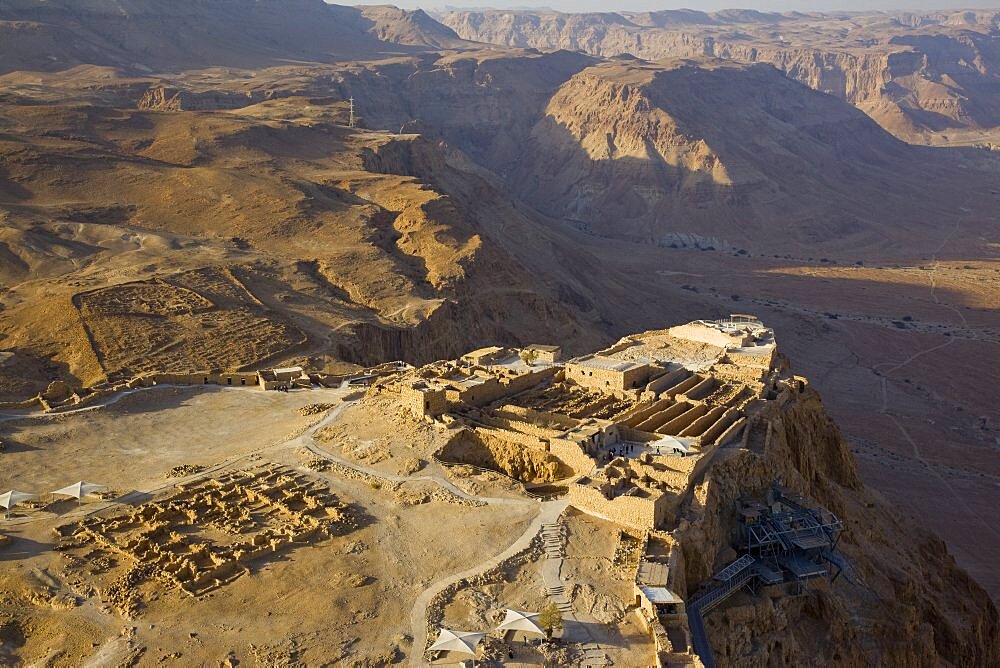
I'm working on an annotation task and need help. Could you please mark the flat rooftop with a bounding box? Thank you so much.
[464,346,504,357]
[637,559,670,586]
[568,355,649,372]
[639,585,683,605]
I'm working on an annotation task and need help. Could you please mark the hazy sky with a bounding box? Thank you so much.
[345,1,1000,12]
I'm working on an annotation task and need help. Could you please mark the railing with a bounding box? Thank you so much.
[687,605,716,668]
[713,554,755,581]
[692,566,757,614]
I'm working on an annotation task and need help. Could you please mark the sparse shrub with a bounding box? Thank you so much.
[538,602,564,639]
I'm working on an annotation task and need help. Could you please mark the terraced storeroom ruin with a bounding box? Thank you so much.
[2,311,998,665]
[0,1,997,666]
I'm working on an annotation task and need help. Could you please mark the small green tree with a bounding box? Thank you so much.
[520,348,539,366]
[538,602,563,639]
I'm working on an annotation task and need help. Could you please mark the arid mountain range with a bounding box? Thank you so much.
[441,7,1000,145]
[0,1,997,665]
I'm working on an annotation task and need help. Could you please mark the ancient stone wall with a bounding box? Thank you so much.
[548,437,597,476]
[726,348,776,369]
[620,397,673,427]
[564,360,655,394]
[660,373,702,397]
[668,322,749,348]
[680,405,726,438]
[636,401,692,432]
[449,367,555,407]
[495,404,580,430]
[644,368,689,395]
[59,466,351,605]
[658,403,708,435]
[618,425,664,444]
[568,483,673,532]
[699,410,742,445]
[400,384,447,418]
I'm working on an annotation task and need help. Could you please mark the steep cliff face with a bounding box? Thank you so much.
[323,53,992,257]
[440,9,1000,142]
[676,385,999,666]
[478,59,978,254]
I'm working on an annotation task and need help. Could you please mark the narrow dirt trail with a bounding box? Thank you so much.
[872,220,1000,541]
[406,500,566,667]
[269,399,557,667]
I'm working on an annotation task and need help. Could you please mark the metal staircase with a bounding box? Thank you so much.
[687,555,759,668]
[687,603,716,668]
[691,560,757,614]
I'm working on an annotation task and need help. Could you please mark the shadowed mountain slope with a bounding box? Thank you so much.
[0,8,997,663]
[0,0,475,74]
[440,8,1000,144]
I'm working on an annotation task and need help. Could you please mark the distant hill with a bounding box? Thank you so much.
[0,0,475,73]
[440,8,1000,143]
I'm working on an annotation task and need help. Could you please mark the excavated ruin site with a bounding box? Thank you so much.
[1,317,996,666]
[0,1,998,666]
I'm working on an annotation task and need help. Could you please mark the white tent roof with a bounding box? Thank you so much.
[51,481,106,499]
[427,628,485,657]
[0,490,34,510]
[495,609,545,636]
[649,435,696,454]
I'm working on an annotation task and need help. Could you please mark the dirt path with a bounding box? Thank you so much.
[3,389,558,668]
[872,221,1000,541]
[407,499,567,667]
[275,401,563,665]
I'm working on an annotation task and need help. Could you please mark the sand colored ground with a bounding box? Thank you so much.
[314,395,448,477]
[0,384,560,666]
[0,386,337,494]
[435,508,655,666]
[0,6,995,663]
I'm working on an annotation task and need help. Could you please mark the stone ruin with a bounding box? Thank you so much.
[58,465,351,598]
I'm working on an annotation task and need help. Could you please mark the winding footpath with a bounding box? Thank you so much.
[406,499,567,667]
[4,386,575,665]
[871,221,1000,542]
[269,398,567,666]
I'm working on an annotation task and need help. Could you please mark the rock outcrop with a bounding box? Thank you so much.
[677,383,999,666]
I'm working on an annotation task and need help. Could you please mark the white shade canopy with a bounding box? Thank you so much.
[427,628,485,657]
[649,435,695,454]
[51,482,106,500]
[0,490,34,510]
[495,609,544,636]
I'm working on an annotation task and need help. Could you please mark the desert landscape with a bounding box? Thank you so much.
[0,1,998,666]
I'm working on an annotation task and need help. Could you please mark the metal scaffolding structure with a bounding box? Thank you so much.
[686,484,851,668]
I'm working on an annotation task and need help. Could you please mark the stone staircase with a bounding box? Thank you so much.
[541,522,572,613]
[539,521,610,667]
